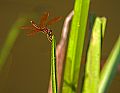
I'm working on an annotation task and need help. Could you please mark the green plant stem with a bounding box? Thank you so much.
[51,35,58,93]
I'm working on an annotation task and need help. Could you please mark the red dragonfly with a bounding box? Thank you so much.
[21,12,62,42]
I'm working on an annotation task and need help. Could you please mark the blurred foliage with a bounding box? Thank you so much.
[0,17,26,71]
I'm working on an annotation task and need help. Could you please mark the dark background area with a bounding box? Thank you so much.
[0,0,120,93]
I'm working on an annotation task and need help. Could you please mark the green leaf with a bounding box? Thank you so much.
[62,0,90,93]
[98,36,120,93]
[51,35,58,93]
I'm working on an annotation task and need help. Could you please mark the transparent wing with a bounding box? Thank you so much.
[39,12,49,27]
[26,31,36,36]
[46,16,62,26]
[21,26,36,31]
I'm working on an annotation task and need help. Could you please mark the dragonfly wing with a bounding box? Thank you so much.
[26,30,36,36]
[21,26,36,30]
[46,16,62,26]
[39,12,49,27]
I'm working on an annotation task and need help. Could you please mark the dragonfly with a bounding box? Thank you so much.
[21,12,62,42]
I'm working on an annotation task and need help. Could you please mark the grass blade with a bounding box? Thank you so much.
[98,36,120,93]
[101,17,107,39]
[51,35,58,93]
[62,0,90,92]
[82,17,102,93]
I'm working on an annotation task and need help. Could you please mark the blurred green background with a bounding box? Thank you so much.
[0,0,119,93]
